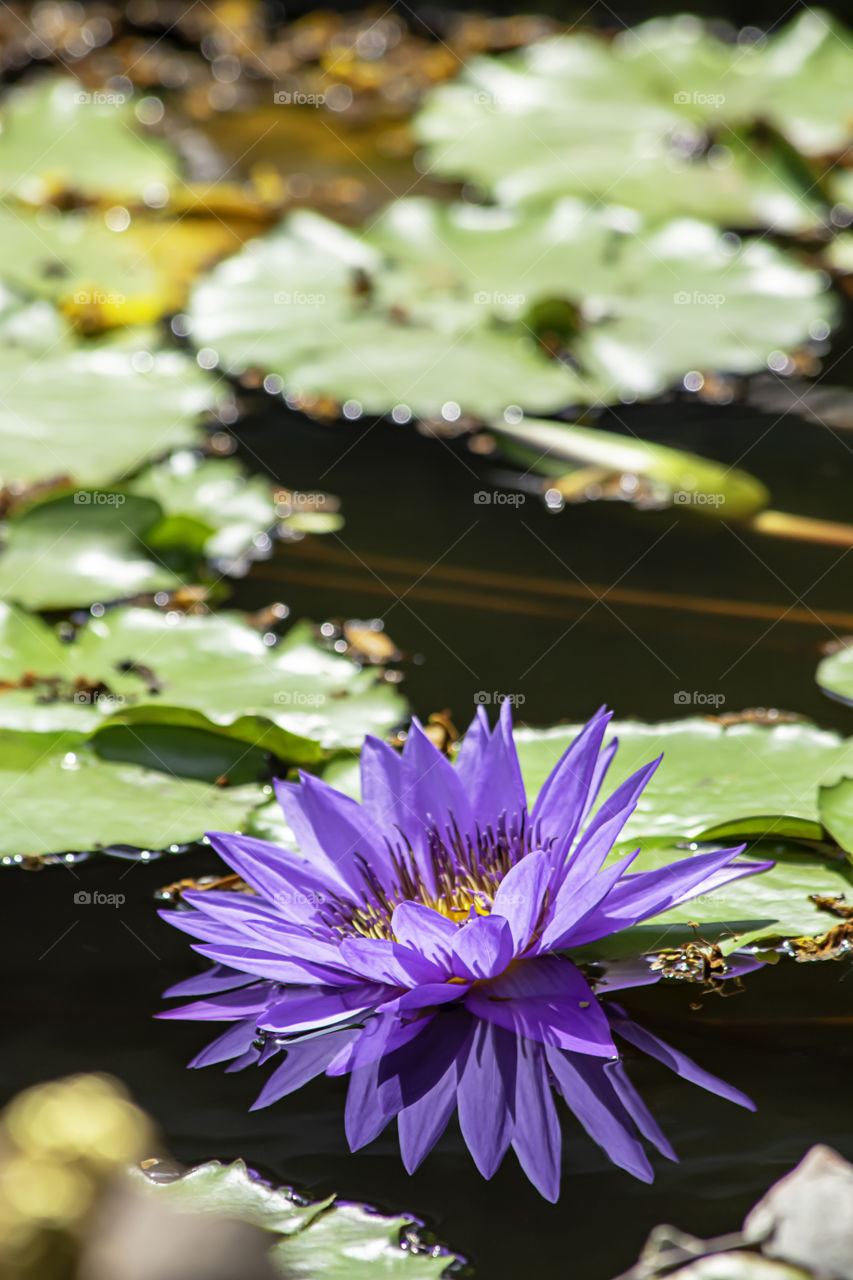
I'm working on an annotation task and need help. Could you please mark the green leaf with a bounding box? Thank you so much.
[492,415,769,518]
[0,732,261,859]
[816,643,853,708]
[0,306,218,490]
[129,1160,455,1279]
[189,198,833,418]
[414,12,853,217]
[0,605,406,761]
[0,76,179,204]
[128,453,277,563]
[514,717,853,847]
[0,494,178,610]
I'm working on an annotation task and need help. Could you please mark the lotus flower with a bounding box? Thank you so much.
[160,705,769,1200]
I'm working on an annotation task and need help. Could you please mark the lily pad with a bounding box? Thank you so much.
[0,605,406,760]
[816,644,853,709]
[513,717,853,848]
[188,198,833,417]
[0,306,219,490]
[415,11,853,219]
[130,1160,454,1279]
[0,494,179,610]
[0,732,261,860]
[128,453,277,563]
[0,76,179,204]
[492,415,769,519]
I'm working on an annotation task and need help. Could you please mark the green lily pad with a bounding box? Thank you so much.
[514,718,853,848]
[0,605,405,760]
[816,643,853,709]
[0,731,261,860]
[128,453,277,563]
[130,1160,453,1279]
[415,11,853,220]
[0,76,179,204]
[0,305,218,490]
[492,415,769,518]
[0,494,179,610]
[188,198,833,418]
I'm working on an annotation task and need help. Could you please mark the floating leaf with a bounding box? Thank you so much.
[0,305,219,490]
[130,1161,454,1279]
[0,76,179,204]
[0,605,406,760]
[492,415,769,518]
[0,732,261,860]
[188,198,833,417]
[513,717,853,848]
[0,494,179,610]
[128,453,277,563]
[816,642,853,709]
[415,11,853,218]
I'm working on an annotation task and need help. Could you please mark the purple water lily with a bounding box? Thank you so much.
[160,705,770,1200]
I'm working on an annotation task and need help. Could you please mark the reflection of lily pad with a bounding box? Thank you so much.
[0,732,261,860]
[130,1161,454,1279]
[0,494,178,610]
[415,11,853,218]
[189,199,833,417]
[128,453,277,563]
[0,76,179,204]
[0,605,405,759]
[0,305,218,489]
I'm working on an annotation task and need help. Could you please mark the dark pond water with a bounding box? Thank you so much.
[8,1,853,1273]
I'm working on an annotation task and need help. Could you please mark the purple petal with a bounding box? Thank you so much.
[391,901,457,969]
[327,1010,432,1077]
[536,850,639,952]
[401,719,474,841]
[563,758,662,880]
[457,1019,516,1178]
[163,965,253,999]
[491,850,554,952]
[398,1058,458,1173]
[188,1016,260,1068]
[288,771,396,883]
[252,1030,357,1109]
[590,957,661,993]
[545,1046,653,1181]
[466,955,617,1057]
[360,735,405,829]
[566,848,771,945]
[206,831,348,904]
[511,1036,561,1202]
[338,936,445,986]
[451,915,515,981]
[191,941,346,985]
[259,984,389,1034]
[453,706,491,792]
[531,708,612,849]
[158,984,276,1021]
[472,701,526,828]
[345,1058,399,1150]
[380,982,470,1012]
[608,1006,755,1110]
[604,1060,677,1161]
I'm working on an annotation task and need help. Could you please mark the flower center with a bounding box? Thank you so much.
[318,810,547,941]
